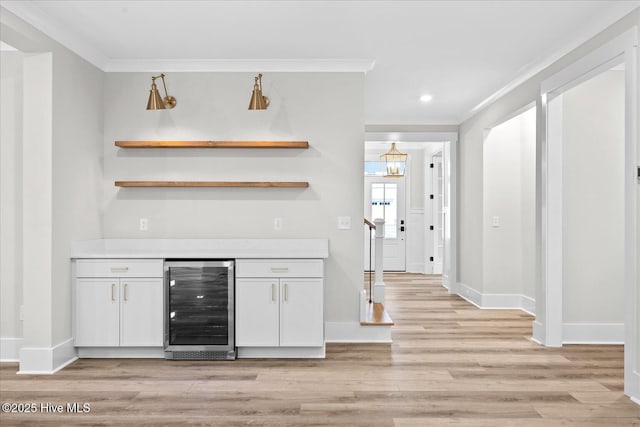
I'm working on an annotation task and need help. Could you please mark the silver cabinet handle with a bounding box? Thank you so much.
[111,283,116,301]
[124,283,128,301]
[284,283,288,302]
[271,267,289,273]
[271,283,277,302]
[110,267,129,272]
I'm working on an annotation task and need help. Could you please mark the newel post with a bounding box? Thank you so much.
[373,218,385,303]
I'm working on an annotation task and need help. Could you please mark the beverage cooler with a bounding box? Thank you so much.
[164,259,236,360]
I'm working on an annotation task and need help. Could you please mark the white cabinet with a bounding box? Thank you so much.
[236,259,324,349]
[74,259,163,348]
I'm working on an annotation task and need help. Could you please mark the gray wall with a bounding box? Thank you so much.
[562,70,625,324]
[1,8,104,350]
[483,108,535,298]
[103,72,365,323]
[0,51,23,342]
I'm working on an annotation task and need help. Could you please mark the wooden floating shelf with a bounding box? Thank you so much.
[115,140,309,149]
[115,181,309,188]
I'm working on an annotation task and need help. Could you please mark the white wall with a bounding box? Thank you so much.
[458,10,640,301]
[103,72,364,323]
[1,8,104,369]
[520,110,536,298]
[483,108,535,297]
[0,51,24,353]
[562,70,625,324]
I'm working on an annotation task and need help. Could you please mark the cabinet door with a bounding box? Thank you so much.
[280,279,323,347]
[120,279,163,347]
[236,278,279,346]
[75,278,120,347]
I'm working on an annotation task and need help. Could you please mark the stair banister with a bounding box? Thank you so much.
[373,218,385,303]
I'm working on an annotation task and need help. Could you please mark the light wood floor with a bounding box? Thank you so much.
[1,273,638,426]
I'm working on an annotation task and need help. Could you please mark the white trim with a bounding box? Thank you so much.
[1,1,109,69]
[77,347,164,358]
[456,282,482,308]
[532,321,544,344]
[464,2,640,121]
[324,321,391,343]
[521,295,536,316]
[0,337,23,361]
[18,338,77,374]
[562,323,625,344]
[630,371,640,404]
[406,262,425,274]
[366,131,459,144]
[539,26,638,397]
[456,282,536,315]
[237,346,325,358]
[1,2,376,73]
[104,59,376,73]
[540,93,564,347]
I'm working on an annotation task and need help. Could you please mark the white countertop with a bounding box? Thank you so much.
[71,239,329,259]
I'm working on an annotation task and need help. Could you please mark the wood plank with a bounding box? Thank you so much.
[1,273,638,425]
[360,302,394,326]
[115,140,309,149]
[114,181,309,188]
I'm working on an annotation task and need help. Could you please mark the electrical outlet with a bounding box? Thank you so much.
[19,305,24,321]
[492,216,500,227]
[338,216,352,230]
[139,218,149,231]
[274,217,283,231]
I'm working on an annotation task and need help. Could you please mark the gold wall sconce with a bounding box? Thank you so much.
[381,142,407,177]
[146,73,177,110]
[248,73,269,110]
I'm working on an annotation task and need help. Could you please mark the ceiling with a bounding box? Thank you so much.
[2,1,638,124]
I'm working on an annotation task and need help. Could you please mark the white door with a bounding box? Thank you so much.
[235,278,279,346]
[364,177,406,271]
[120,279,164,347]
[279,279,324,347]
[75,278,120,347]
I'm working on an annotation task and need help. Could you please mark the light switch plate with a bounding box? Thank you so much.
[338,216,352,230]
[274,217,283,231]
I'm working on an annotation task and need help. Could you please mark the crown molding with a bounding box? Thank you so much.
[103,58,376,73]
[459,1,640,123]
[1,2,375,73]
[1,1,109,69]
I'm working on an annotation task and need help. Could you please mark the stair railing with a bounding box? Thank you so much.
[364,218,376,303]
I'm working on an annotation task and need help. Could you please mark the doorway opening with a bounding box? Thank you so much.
[363,135,457,293]
[538,29,636,397]
[482,106,536,314]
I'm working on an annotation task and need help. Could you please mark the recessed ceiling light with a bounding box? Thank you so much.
[420,94,433,103]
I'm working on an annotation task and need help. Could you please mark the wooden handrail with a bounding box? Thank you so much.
[364,218,376,229]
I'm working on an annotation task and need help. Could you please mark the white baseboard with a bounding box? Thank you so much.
[0,337,23,362]
[628,370,640,404]
[77,347,164,358]
[325,321,392,343]
[238,346,325,358]
[18,338,77,374]
[406,262,425,274]
[562,322,624,344]
[532,320,545,344]
[456,282,482,308]
[456,282,536,315]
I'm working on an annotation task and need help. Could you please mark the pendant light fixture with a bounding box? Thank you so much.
[381,142,407,177]
[248,73,269,110]
[146,73,177,110]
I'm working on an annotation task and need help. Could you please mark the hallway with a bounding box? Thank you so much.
[1,273,638,425]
